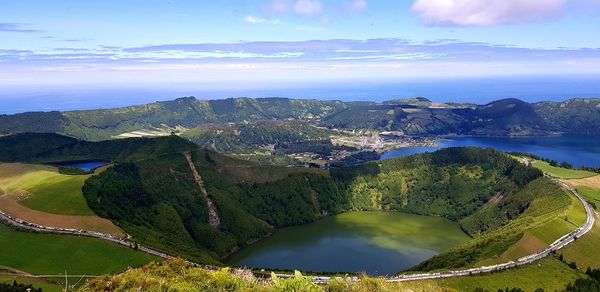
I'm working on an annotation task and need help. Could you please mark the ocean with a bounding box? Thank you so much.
[1,76,599,114]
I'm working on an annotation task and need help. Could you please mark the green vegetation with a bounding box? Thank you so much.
[0,280,42,292]
[0,133,197,164]
[577,186,600,207]
[79,257,597,292]
[439,257,584,292]
[82,142,542,269]
[181,120,336,154]
[0,134,582,277]
[416,178,579,270]
[0,224,156,275]
[82,150,342,264]
[0,163,94,216]
[0,276,60,292]
[531,160,596,179]
[562,213,600,270]
[81,258,449,292]
[2,97,600,140]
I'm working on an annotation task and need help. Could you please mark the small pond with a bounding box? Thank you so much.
[52,161,108,172]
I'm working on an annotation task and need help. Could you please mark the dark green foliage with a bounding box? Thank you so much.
[332,147,541,224]
[0,133,196,163]
[564,279,600,292]
[182,120,335,154]
[85,145,541,266]
[564,268,600,292]
[414,178,566,271]
[0,281,42,292]
[535,98,600,136]
[0,133,77,162]
[57,166,88,175]
[82,147,344,263]
[2,133,546,269]
[0,111,64,135]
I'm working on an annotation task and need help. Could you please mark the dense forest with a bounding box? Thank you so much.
[1,97,600,141]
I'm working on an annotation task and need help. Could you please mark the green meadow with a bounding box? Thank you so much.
[577,186,600,206]
[0,163,94,216]
[0,224,157,275]
[531,160,596,179]
[438,257,584,291]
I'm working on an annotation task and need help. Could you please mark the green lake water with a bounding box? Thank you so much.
[226,211,469,275]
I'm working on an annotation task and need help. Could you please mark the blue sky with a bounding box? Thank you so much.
[2,0,600,93]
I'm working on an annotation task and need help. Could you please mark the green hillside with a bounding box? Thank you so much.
[0,133,197,164]
[0,133,582,276]
[1,97,600,140]
[76,134,543,268]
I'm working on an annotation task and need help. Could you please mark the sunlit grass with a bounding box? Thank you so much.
[531,160,596,179]
[0,163,94,216]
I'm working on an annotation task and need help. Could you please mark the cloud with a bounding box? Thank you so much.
[244,16,267,23]
[344,0,367,13]
[411,0,567,26]
[5,38,600,66]
[3,39,600,88]
[0,23,41,33]
[243,16,281,24]
[294,0,323,16]
[265,0,293,14]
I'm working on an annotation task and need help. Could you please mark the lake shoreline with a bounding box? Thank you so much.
[225,211,469,276]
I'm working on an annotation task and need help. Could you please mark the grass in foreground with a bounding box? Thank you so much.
[0,163,94,216]
[82,258,451,292]
[531,160,597,179]
[0,224,156,275]
[81,257,587,292]
[0,275,62,292]
[437,257,584,292]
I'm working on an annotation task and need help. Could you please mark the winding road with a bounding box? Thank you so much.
[0,173,595,285]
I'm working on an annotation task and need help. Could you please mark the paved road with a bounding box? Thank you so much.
[384,174,595,283]
[274,174,596,284]
[0,173,594,285]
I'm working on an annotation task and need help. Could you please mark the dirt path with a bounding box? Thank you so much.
[184,152,220,229]
[0,191,125,237]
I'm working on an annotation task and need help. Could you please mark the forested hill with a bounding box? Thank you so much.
[1,96,599,140]
[0,133,546,268]
[0,132,536,267]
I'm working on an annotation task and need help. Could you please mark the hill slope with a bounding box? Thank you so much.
[1,97,599,140]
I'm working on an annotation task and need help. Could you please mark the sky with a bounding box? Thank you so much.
[1,0,600,102]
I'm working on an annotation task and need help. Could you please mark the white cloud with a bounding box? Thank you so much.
[295,0,323,16]
[244,16,266,23]
[265,0,293,14]
[243,16,281,25]
[411,0,567,26]
[344,0,367,13]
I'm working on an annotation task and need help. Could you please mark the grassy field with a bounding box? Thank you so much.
[0,163,94,216]
[470,180,585,267]
[0,163,124,236]
[436,257,584,291]
[577,186,600,206]
[531,160,597,179]
[529,192,587,244]
[0,275,62,292]
[0,224,156,275]
[561,211,600,270]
